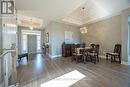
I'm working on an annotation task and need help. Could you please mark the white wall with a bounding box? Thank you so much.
[0,14,3,86]
[0,18,2,48]
[128,20,130,62]
[121,7,130,64]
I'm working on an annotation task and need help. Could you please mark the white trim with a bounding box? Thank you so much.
[55,11,122,27]
[99,55,106,59]
[121,61,129,65]
[84,12,121,25]
[22,30,41,36]
[50,55,62,58]
[99,55,130,65]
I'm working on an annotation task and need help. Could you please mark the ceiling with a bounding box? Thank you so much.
[17,14,44,29]
[16,0,130,27]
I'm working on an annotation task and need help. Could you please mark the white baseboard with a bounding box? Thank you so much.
[49,54,130,65]
[99,55,130,65]
[121,61,130,65]
[99,55,106,59]
[50,55,62,58]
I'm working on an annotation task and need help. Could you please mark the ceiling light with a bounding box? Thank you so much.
[30,26,33,30]
[80,27,87,34]
[81,7,86,11]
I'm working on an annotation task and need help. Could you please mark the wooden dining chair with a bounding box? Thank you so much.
[74,48,85,63]
[88,44,100,64]
[71,47,77,62]
[82,49,89,64]
[106,44,121,63]
[90,43,96,48]
[71,45,82,62]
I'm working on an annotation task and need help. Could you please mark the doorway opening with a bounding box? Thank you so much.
[21,30,41,54]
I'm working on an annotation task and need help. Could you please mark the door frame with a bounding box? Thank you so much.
[128,21,130,64]
[21,30,41,54]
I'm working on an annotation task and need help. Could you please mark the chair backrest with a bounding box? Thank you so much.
[71,44,75,54]
[94,44,100,54]
[90,43,96,48]
[71,44,80,54]
[114,44,121,54]
[89,44,100,55]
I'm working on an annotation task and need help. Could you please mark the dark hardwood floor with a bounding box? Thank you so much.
[17,54,130,87]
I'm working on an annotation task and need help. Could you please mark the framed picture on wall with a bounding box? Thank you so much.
[46,32,49,43]
[65,31,73,44]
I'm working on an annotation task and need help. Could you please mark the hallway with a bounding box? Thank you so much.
[17,54,130,87]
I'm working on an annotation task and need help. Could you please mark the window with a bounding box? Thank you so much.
[22,34,27,53]
[37,35,41,52]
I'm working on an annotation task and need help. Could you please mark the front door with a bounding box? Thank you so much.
[27,35,37,54]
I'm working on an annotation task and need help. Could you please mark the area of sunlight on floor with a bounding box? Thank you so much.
[40,70,86,87]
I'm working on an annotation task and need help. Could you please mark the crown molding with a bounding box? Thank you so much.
[56,11,122,27]
[83,12,121,25]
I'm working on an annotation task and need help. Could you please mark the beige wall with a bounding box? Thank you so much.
[46,22,81,57]
[121,7,130,64]
[81,15,121,56]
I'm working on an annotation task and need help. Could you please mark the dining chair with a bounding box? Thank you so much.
[90,43,96,48]
[71,45,82,62]
[106,44,121,63]
[88,44,100,64]
[82,49,89,64]
[75,48,85,63]
[71,47,77,62]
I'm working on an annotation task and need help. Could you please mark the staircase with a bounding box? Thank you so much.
[0,44,18,87]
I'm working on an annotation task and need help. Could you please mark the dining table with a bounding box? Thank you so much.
[76,47,92,54]
[75,47,93,63]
